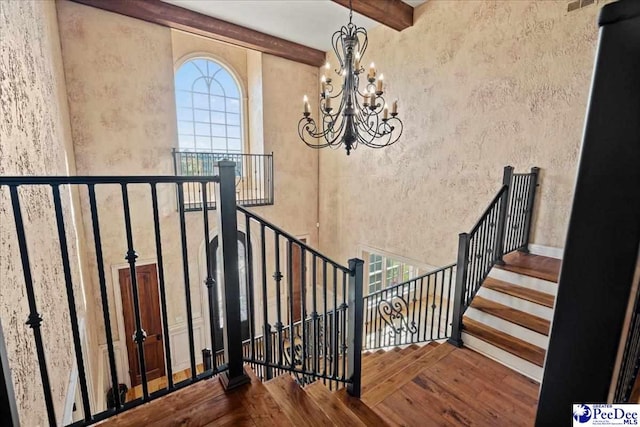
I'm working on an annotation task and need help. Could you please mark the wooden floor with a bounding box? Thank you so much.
[126,364,205,401]
[100,343,539,427]
[498,252,561,283]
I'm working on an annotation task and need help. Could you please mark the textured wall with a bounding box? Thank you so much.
[0,1,91,424]
[319,0,603,267]
[57,0,319,394]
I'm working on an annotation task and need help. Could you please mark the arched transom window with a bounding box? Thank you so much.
[175,58,243,153]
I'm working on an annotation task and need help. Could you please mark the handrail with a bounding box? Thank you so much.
[469,186,507,234]
[237,205,350,273]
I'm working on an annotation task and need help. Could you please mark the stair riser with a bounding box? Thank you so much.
[477,288,554,320]
[465,308,549,349]
[528,244,564,260]
[461,332,543,382]
[489,268,557,295]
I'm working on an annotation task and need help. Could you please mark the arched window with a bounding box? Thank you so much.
[174,58,243,153]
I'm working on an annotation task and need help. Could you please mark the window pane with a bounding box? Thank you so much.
[215,71,240,98]
[211,124,226,138]
[211,111,225,124]
[227,126,241,138]
[226,98,240,113]
[227,113,240,126]
[193,93,209,109]
[228,138,242,152]
[212,137,227,151]
[195,136,211,151]
[193,108,209,123]
[195,122,211,137]
[210,95,225,111]
[175,91,191,108]
[177,121,193,136]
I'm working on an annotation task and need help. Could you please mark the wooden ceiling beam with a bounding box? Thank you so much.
[68,0,326,67]
[331,0,414,32]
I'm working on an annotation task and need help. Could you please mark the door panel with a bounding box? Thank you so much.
[119,264,165,387]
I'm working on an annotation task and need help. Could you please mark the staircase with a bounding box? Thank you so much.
[462,251,561,381]
[97,340,541,426]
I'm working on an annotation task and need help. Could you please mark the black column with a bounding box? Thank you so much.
[215,161,251,390]
[536,1,640,424]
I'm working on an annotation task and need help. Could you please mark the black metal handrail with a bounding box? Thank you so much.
[363,263,457,350]
[172,149,274,210]
[236,205,364,396]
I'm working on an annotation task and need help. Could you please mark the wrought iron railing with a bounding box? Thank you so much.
[504,167,540,254]
[0,175,229,426]
[236,205,364,395]
[172,149,273,210]
[362,264,456,350]
[449,166,540,346]
[613,282,640,403]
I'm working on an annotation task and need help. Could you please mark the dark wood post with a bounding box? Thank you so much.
[215,161,251,390]
[346,258,364,397]
[447,233,470,348]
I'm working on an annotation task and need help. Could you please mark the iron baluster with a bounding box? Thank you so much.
[88,184,121,410]
[121,183,150,400]
[51,185,92,421]
[9,186,56,426]
[176,182,198,380]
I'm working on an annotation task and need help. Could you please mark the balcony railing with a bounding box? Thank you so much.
[172,150,274,211]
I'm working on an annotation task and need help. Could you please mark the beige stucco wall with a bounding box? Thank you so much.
[0,0,97,424]
[56,0,320,395]
[318,0,602,267]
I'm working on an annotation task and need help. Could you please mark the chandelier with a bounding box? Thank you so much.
[298,1,403,155]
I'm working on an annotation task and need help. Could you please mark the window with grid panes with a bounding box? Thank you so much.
[366,251,420,295]
[174,58,243,155]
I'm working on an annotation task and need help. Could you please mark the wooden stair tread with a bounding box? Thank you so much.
[484,277,555,308]
[334,388,391,426]
[498,252,561,282]
[362,343,456,406]
[471,296,550,335]
[462,317,546,366]
[362,347,406,374]
[305,382,366,426]
[362,342,439,393]
[264,375,333,427]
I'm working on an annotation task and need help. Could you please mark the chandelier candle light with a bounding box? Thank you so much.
[298,2,403,155]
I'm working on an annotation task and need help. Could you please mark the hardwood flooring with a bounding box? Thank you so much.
[99,342,540,427]
[498,252,561,283]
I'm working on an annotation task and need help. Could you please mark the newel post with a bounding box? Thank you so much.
[215,161,251,390]
[346,258,364,398]
[494,166,513,265]
[448,232,470,348]
[519,166,540,253]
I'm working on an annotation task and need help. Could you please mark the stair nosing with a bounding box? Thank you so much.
[462,317,545,367]
[470,295,550,336]
[483,277,555,308]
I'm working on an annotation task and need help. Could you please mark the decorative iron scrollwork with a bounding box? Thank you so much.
[378,295,417,336]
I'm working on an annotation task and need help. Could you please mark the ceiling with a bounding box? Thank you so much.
[162,0,427,51]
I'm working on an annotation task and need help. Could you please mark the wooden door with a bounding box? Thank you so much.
[291,239,305,323]
[119,264,165,387]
